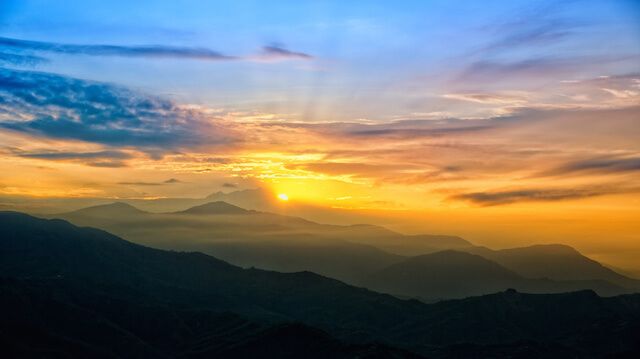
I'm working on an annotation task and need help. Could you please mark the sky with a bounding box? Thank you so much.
[0,1,639,272]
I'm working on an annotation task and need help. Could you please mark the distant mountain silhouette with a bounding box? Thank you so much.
[176,201,251,215]
[50,203,454,285]
[67,201,148,217]
[50,202,639,297]
[206,188,274,209]
[0,211,426,332]
[56,201,406,284]
[1,211,640,358]
[466,244,640,290]
[364,250,629,300]
[364,250,522,299]
[208,239,404,284]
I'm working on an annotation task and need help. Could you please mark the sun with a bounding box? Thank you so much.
[277,193,289,201]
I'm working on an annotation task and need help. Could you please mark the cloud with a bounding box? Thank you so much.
[118,178,183,186]
[6,148,133,167]
[0,52,48,66]
[258,45,312,61]
[0,67,235,154]
[0,37,313,65]
[222,182,237,188]
[541,156,640,176]
[484,23,572,52]
[0,36,235,61]
[451,2,588,84]
[458,57,577,81]
[287,162,410,177]
[277,118,499,140]
[450,186,632,206]
[456,55,639,84]
[602,88,638,99]
[478,17,578,55]
[87,161,129,168]
[345,124,494,139]
[13,150,131,160]
[443,93,528,105]
[118,181,163,186]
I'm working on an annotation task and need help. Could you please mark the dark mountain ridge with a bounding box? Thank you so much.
[2,211,640,358]
[364,250,628,300]
[466,244,640,289]
[175,201,251,215]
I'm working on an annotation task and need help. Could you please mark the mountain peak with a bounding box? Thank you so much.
[69,202,146,216]
[178,201,250,215]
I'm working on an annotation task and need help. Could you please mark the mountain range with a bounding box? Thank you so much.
[49,201,640,300]
[2,211,639,358]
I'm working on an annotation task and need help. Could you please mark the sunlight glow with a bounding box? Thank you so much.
[277,193,289,201]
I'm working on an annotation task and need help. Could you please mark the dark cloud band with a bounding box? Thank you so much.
[0,68,235,154]
[0,36,235,60]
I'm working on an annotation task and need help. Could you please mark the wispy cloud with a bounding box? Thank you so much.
[452,2,638,86]
[118,178,183,186]
[602,88,638,99]
[457,57,579,82]
[479,20,575,54]
[118,181,163,186]
[15,150,131,160]
[5,148,133,167]
[281,118,499,139]
[0,36,312,64]
[257,45,313,61]
[286,162,410,178]
[0,36,236,60]
[450,185,636,206]
[443,92,528,105]
[541,156,640,177]
[457,56,639,83]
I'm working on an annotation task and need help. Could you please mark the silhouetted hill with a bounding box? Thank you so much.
[55,202,406,285]
[49,204,437,285]
[0,211,425,333]
[208,239,404,284]
[1,278,421,359]
[67,201,147,217]
[365,250,629,300]
[400,289,640,357]
[364,251,522,300]
[205,188,273,208]
[176,201,251,215]
[50,202,638,297]
[466,244,640,290]
[3,211,640,358]
[320,224,473,255]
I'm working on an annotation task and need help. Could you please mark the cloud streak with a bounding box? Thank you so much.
[118,178,183,186]
[0,37,313,64]
[6,149,133,168]
[443,93,528,105]
[542,156,640,177]
[450,185,637,206]
[259,45,312,60]
[0,36,236,61]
